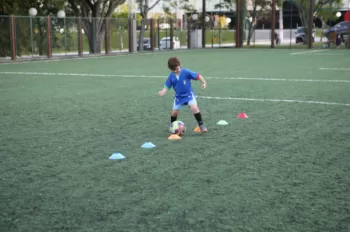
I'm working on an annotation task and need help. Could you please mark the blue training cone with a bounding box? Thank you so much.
[109,152,125,160]
[141,142,156,149]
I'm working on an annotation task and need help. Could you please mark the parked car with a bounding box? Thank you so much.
[295,27,315,43]
[137,38,151,51]
[322,21,350,42]
[159,37,180,49]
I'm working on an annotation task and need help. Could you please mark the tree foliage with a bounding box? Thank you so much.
[0,0,69,57]
[215,0,279,45]
[135,0,161,51]
[296,0,342,28]
[68,0,126,53]
[162,0,196,18]
[0,0,126,56]
[135,0,194,51]
[112,4,142,29]
[295,0,342,43]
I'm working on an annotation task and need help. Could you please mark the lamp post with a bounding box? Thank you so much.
[57,9,66,54]
[204,15,213,47]
[191,14,198,48]
[29,8,37,56]
[192,13,198,21]
[279,0,283,42]
[27,10,35,54]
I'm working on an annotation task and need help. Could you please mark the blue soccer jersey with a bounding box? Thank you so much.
[164,68,200,104]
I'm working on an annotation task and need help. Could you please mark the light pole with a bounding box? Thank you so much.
[29,7,37,57]
[191,14,198,48]
[57,6,66,54]
[279,0,283,42]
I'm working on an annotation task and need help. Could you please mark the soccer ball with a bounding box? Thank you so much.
[170,120,186,136]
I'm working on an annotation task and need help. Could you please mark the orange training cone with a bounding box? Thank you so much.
[168,134,182,140]
[237,112,248,118]
[193,126,201,132]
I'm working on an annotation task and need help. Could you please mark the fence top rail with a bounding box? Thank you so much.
[0,15,187,20]
[0,15,133,19]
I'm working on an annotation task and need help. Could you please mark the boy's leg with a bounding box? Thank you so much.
[188,99,208,132]
[170,99,183,128]
[171,110,179,123]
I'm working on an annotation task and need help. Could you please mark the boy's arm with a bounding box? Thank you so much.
[158,76,172,96]
[197,74,207,89]
[187,69,207,89]
[158,86,169,96]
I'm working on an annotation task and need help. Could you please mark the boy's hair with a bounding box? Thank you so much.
[168,57,180,71]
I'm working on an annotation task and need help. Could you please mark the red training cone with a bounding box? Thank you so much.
[237,112,248,118]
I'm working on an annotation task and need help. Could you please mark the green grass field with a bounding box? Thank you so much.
[1,48,350,232]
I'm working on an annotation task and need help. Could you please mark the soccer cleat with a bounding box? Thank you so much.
[193,125,208,133]
[199,124,208,132]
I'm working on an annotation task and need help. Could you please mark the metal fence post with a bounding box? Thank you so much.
[105,17,110,55]
[202,0,206,48]
[128,18,133,52]
[170,18,174,49]
[187,18,191,49]
[47,16,52,58]
[10,15,16,61]
[271,0,276,48]
[308,0,313,49]
[150,18,155,51]
[78,17,83,57]
[235,0,240,48]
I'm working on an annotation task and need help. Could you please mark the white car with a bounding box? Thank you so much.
[159,37,180,49]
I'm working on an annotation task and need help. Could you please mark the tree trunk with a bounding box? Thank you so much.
[303,30,309,44]
[81,18,106,54]
[87,31,104,53]
[247,23,255,45]
[138,17,147,52]
[0,16,10,57]
[68,0,125,53]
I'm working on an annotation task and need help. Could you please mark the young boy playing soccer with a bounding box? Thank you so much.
[158,57,208,132]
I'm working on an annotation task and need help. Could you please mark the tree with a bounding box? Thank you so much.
[135,0,161,51]
[162,0,196,18]
[295,0,342,43]
[163,0,196,28]
[0,0,69,57]
[215,0,279,45]
[112,3,142,30]
[68,0,126,53]
[135,0,194,51]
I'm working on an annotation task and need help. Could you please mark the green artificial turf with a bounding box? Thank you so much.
[1,48,350,232]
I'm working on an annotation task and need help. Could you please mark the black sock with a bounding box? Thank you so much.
[194,112,203,126]
[171,115,177,123]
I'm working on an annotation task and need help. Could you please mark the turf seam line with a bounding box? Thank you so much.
[1,72,350,84]
[197,96,350,107]
[319,68,350,71]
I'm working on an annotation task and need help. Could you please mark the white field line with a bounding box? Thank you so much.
[197,96,350,107]
[311,53,344,56]
[290,50,328,55]
[319,68,350,71]
[1,71,350,84]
